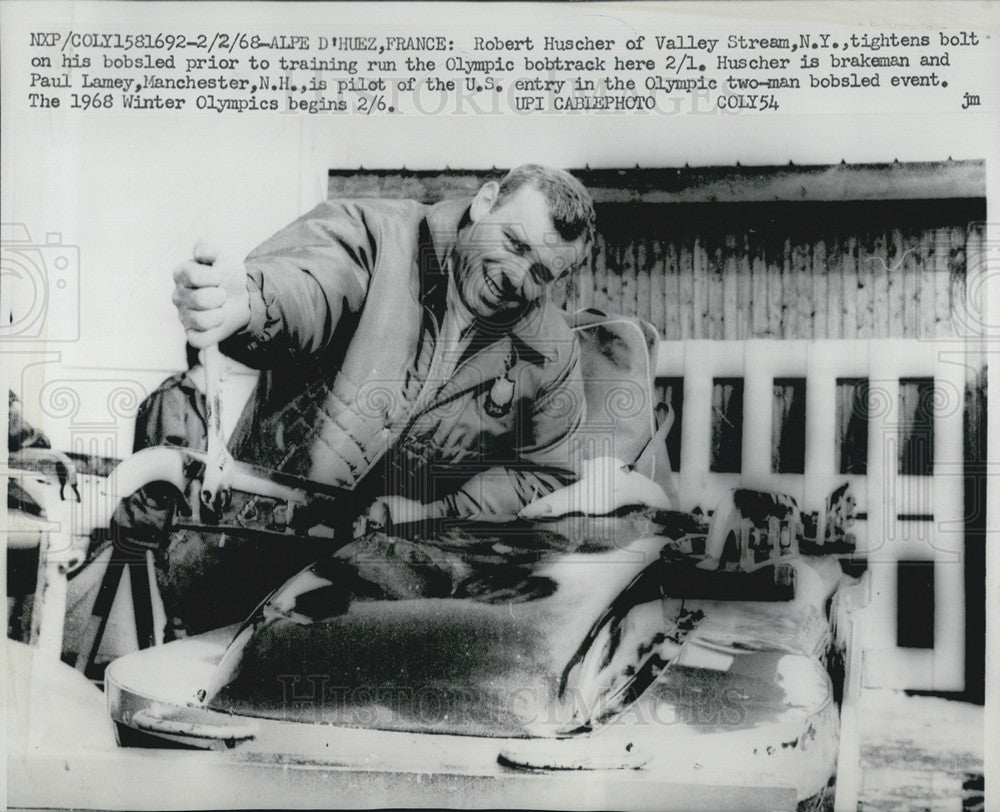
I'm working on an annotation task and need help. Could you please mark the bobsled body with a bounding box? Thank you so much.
[107,514,846,806]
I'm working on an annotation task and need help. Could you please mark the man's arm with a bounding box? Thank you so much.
[366,338,585,527]
[174,201,375,367]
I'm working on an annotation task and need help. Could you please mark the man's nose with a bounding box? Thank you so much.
[498,257,531,294]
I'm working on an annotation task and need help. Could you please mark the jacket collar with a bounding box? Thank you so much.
[423,198,556,365]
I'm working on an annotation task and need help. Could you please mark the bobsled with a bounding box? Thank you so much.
[8,337,863,810]
[104,481,854,809]
[8,429,859,809]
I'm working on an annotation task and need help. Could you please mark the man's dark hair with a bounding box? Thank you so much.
[495,164,596,250]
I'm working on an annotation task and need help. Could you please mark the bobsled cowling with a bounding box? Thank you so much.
[108,512,844,761]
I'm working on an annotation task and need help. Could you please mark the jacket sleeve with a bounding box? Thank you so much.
[440,341,585,519]
[221,201,375,367]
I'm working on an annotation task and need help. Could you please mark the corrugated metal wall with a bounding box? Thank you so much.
[557,200,985,342]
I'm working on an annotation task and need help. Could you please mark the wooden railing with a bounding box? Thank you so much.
[654,337,967,692]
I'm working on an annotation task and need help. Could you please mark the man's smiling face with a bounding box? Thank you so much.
[453,181,587,323]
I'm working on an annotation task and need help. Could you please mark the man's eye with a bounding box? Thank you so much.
[529,263,553,285]
[505,233,529,255]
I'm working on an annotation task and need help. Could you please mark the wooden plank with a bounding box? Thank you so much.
[780,238,794,338]
[933,228,951,338]
[855,234,876,338]
[842,235,859,340]
[767,240,783,338]
[635,237,651,324]
[648,238,664,336]
[865,231,883,338]
[916,230,935,339]
[948,226,969,338]
[593,233,608,313]
[887,228,905,337]
[715,242,728,340]
[750,238,767,338]
[716,241,728,341]
[965,222,987,344]
[712,242,736,341]
[620,236,637,320]
[737,233,753,340]
[826,236,842,340]
[692,237,706,340]
[723,234,739,340]
[791,241,811,340]
[813,238,828,340]
[679,240,695,340]
[875,230,892,338]
[902,230,920,338]
[664,241,680,340]
[700,239,712,340]
[782,241,795,339]
[702,240,719,340]
[606,239,622,316]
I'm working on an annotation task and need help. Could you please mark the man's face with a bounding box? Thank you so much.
[453,182,588,322]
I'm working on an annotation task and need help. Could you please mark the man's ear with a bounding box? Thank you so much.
[469,181,500,222]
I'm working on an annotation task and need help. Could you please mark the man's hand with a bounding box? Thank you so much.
[364,495,443,531]
[173,241,251,348]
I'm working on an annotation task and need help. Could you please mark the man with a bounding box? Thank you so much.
[174,164,594,529]
[147,165,596,627]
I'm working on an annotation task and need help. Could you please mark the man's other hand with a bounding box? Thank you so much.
[173,241,251,348]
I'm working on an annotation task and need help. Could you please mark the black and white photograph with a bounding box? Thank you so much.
[3,2,997,809]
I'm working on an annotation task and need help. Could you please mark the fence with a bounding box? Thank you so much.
[653,336,969,692]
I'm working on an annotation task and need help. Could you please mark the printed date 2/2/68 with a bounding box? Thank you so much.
[51,32,311,53]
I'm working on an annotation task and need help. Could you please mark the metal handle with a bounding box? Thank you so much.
[200,344,232,510]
